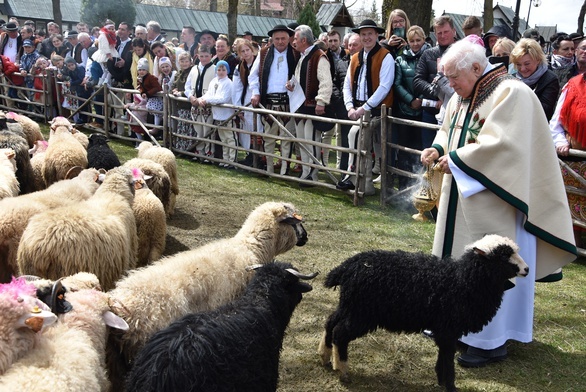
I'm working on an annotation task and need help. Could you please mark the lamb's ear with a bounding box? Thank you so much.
[65,166,84,179]
[103,311,129,330]
[473,247,488,257]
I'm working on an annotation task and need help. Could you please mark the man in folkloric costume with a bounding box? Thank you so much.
[421,39,576,367]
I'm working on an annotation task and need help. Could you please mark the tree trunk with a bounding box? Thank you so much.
[381,0,433,35]
[52,0,62,28]
[484,0,493,32]
[210,0,217,12]
[228,0,238,43]
[579,0,586,34]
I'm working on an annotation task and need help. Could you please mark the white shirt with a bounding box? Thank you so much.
[342,45,395,112]
[3,37,18,63]
[248,46,289,96]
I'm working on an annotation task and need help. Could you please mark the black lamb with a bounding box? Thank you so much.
[318,234,529,392]
[125,261,318,392]
[87,133,121,171]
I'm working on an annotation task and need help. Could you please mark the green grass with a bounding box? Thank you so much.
[59,126,586,391]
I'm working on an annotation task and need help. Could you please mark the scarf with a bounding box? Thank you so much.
[101,27,117,46]
[551,54,575,70]
[195,62,213,97]
[560,74,586,147]
[515,62,548,87]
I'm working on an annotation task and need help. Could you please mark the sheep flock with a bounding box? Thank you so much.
[0,113,546,391]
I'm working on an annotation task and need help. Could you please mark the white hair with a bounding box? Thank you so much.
[440,39,488,72]
[295,25,315,45]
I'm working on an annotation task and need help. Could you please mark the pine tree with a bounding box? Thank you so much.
[80,0,136,28]
[298,2,322,39]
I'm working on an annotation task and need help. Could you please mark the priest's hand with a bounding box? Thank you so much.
[420,147,439,166]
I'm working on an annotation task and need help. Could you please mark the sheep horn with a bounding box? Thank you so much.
[285,268,319,280]
[19,275,42,282]
[245,264,264,271]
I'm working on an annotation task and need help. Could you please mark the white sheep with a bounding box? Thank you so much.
[133,180,167,267]
[136,141,179,215]
[0,168,101,283]
[0,148,19,199]
[0,278,129,392]
[17,167,138,291]
[123,157,171,215]
[43,117,88,186]
[5,112,44,148]
[0,278,57,376]
[107,201,308,384]
[29,140,49,191]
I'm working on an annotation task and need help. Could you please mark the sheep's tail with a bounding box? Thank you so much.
[324,264,346,289]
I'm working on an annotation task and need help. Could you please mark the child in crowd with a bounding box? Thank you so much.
[32,57,50,106]
[48,54,66,117]
[18,39,41,95]
[92,20,118,64]
[186,45,216,159]
[63,56,88,124]
[171,51,195,151]
[136,57,163,137]
[124,94,149,142]
[197,60,235,168]
[158,56,177,92]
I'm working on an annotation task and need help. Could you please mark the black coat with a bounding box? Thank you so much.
[528,69,560,121]
[107,37,134,88]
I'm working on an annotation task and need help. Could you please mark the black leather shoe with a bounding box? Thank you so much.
[336,178,355,190]
[299,175,315,188]
[457,344,507,368]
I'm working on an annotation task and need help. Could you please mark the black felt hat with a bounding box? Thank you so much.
[195,29,219,43]
[268,24,294,37]
[351,19,385,34]
[3,22,18,32]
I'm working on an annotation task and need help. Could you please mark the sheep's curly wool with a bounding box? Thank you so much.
[87,133,121,171]
[319,235,528,392]
[43,120,88,187]
[126,262,314,392]
[17,167,138,291]
[107,201,307,387]
[0,148,18,199]
[0,168,101,283]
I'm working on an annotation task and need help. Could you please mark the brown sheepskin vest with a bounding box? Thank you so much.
[348,43,394,109]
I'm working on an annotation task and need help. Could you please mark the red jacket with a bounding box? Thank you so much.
[0,55,24,85]
[137,72,162,98]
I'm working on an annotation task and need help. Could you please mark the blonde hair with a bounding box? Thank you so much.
[177,51,192,62]
[406,25,425,41]
[385,9,411,40]
[510,38,547,66]
[492,37,515,57]
[236,40,257,57]
[50,54,64,65]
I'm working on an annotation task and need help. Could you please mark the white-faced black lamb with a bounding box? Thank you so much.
[106,202,308,386]
[87,133,121,171]
[126,262,317,392]
[318,235,529,392]
[17,167,138,291]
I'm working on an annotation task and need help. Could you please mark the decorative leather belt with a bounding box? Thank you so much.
[266,93,289,105]
[353,100,367,107]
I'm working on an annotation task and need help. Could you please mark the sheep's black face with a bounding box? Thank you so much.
[294,223,308,246]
